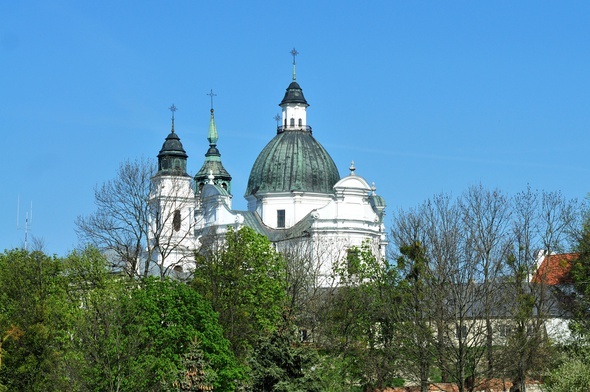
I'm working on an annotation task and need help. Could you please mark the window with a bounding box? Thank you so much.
[277,209,285,228]
[298,118,302,126]
[173,210,181,231]
[456,325,468,340]
[290,118,295,127]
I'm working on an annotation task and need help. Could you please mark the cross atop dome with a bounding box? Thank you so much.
[207,89,217,111]
[169,104,177,132]
[291,47,298,81]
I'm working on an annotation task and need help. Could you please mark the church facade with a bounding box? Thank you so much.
[150,55,387,284]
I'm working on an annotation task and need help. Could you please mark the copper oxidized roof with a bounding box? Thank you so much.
[246,129,340,195]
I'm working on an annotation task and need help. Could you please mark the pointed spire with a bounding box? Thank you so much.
[290,48,298,81]
[208,109,218,145]
[194,98,232,194]
[169,104,177,132]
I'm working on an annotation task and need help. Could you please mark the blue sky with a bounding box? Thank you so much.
[1,1,589,256]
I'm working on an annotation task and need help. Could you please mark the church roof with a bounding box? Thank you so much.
[156,108,189,177]
[195,160,232,182]
[245,129,340,195]
[195,109,232,190]
[158,131,187,160]
[280,81,309,106]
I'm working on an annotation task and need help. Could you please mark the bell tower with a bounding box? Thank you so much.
[149,105,196,275]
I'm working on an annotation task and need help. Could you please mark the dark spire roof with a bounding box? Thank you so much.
[280,81,309,106]
[156,105,189,177]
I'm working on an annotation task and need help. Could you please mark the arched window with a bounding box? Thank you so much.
[290,118,295,127]
[173,210,181,232]
[298,118,302,127]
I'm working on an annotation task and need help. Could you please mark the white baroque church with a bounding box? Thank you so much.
[149,53,387,285]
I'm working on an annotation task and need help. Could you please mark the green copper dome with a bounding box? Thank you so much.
[246,129,340,195]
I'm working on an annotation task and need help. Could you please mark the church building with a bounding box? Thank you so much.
[150,51,387,285]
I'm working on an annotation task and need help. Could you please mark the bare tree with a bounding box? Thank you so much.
[459,185,512,382]
[390,187,552,392]
[502,187,581,391]
[76,158,196,277]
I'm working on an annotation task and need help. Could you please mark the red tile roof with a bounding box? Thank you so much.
[532,253,578,285]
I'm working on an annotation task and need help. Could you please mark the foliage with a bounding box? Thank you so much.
[570,215,590,335]
[248,314,321,392]
[192,226,288,361]
[545,348,590,392]
[129,277,244,391]
[163,338,216,392]
[322,243,401,390]
[0,247,244,392]
[0,249,71,392]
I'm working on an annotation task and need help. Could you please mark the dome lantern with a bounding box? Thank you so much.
[156,104,189,177]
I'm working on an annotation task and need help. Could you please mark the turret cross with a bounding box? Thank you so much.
[207,89,217,111]
[291,48,298,81]
[169,104,177,131]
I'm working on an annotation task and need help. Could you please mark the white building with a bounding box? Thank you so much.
[151,54,387,284]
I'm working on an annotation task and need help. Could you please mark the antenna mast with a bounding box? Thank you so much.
[17,196,33,250]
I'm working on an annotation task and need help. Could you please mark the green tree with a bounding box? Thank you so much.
[248,314,321,392]
[192,227,287,361]
[164,338,216,391]
[62,247,243,391]
[571,209,590,337]
[545,348,590,392]
[0,249,71,392]
[130,277,244,391]
[322,243,400,390]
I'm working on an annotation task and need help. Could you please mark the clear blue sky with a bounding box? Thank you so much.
[1,1,589,256]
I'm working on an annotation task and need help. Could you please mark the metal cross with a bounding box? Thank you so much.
[291,48,299,64]
[207,89,217,110]
[169,104,177,118]
[169,104,177,131]
[274,113,281,127]
[290,48,299,81]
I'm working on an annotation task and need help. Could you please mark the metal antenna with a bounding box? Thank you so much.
[290,48,299,81]
[169,104,177,132]
[17,196,33,251]
[207,89,217,111]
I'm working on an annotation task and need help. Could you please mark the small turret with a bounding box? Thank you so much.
[278,48,310,133]
[156,104,189,177]
[195,93,232,193]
